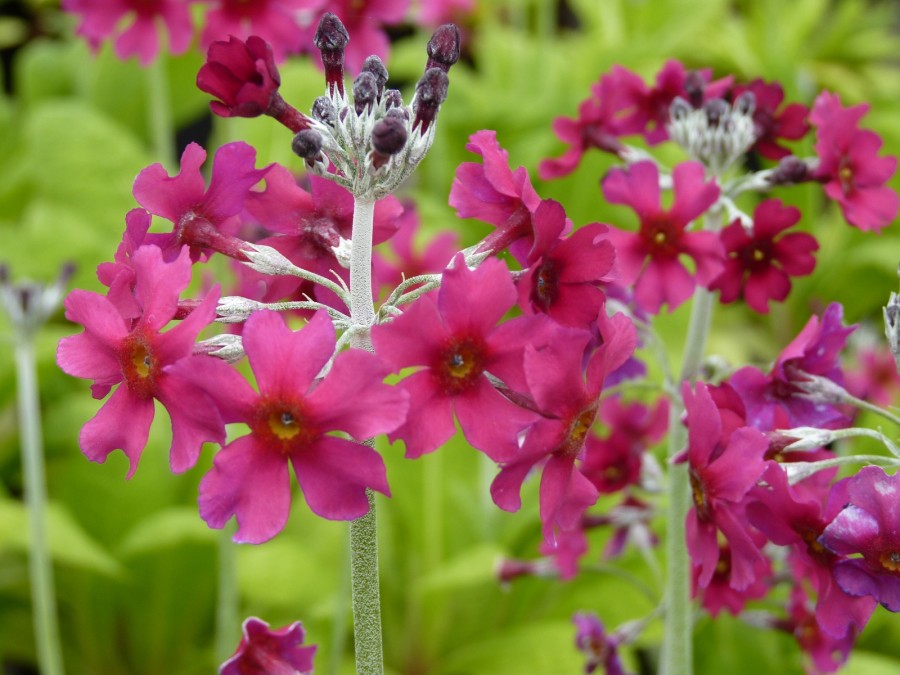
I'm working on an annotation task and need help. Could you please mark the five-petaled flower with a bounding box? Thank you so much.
[219,616,316,675]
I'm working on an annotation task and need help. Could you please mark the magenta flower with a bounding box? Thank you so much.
[179,310,406,543]
[57,245,224,477]
[729,302,855,430]
[200,0,322,63]
[517,199,615,328]
[490,313,637,536]
[371,256,539,462]
[731,79,810,160]
[220,617,316,675]
[709,198,818,313]
[602,160,723,313]
[810,91,899,232]
[449,130,542,262]
[133,142,270,262]
[681,381,769,590]
[573,613,629,675]
[776,587,856,674]
[693,538,771,617]
[63,0,195,66]
[820,466,900,612]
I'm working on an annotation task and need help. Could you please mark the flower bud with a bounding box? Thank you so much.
[315,13,350,96]
[361,55,388,98]
[292,129,323,160]
[425,24,461,73]
[370,116,408,170]
[353,71,378,115]
[383,88,404,111]
[412,67,449,132]
[312,95,337,126]
[767,156,810,186]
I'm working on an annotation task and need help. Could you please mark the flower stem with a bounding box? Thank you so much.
[14,335,66,675]
[347,195,384,674]
[214,527,238,665]
[660,286,716,675]
[146,58,175,170]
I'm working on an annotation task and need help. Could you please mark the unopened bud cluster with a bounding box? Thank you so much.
[668,93,757,175]
[298,15,460,200]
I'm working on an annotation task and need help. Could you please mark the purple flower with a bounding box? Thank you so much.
[602,161,723,313]
[63,0,196,66]
[709,198,818,313]
[180,310,407,543]
[573,613,629,675]
[820,466,900,612]
[220,617,316,675]
[371,256,539,462]
[57,245,224,477]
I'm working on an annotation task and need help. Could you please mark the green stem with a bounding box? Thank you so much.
[15,335,65,675]
[660,286,716,675]
[214,527,238,665]
[347,195,384,674]
[146,58,175,170]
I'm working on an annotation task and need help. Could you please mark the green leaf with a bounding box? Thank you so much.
[118,506,218,558]
[414,543,505,594]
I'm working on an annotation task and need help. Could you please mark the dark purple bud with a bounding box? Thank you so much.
[684,71,706,108]
[372,116,407,156]
[386,106,409,123]
[669,96,691,121]
[768,156,811,186]
[425,24,461,73]
[292,129,323,160]
[353,71,378,115]
[734,91,755,116]
[383,88,403,110]
[315,13,350,96]
[312,95,336,125]
[703,98,729,127]
[412,67,449,132]
[361,55,388,97]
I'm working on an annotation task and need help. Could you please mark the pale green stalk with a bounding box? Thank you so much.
[146,58,175,170]
[214,527,238,665]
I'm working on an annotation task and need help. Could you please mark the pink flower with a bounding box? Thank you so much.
[693,538,771,617]
[820,466,900,612]
[709,198,818,313]
[56,245,223,477]
[220,617,316,675]
[602,160,723,313]
[731,79,810,160]
[776,587,856,674]
[62,0,196,66]
[681,381,769,590]
[200,0,322,63]
[371,256,539,462]
[810,91,899,232]
[490,313,637,537]
[573,613,629,675]
[132,142,270,262]
[449,130,542,262]
[181,310,407,543]
[517,200,615,328]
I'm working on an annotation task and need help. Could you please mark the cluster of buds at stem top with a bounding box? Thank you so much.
[0,263,75,337]
[295,14,459,200]
[667,91,757,175]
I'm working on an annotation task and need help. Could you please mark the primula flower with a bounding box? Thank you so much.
[490,313,637,537]
[371,256,539,462]
[517,199,615,328]
[57,245,223,477]
[63,0,195,66]
[775,587,856,674]
[729,302,855,430]
[133,142,270,262]
[449,130,542,263]
[820,466,900,612]
[693,538,771,617]
[573,613,630,675]
[181,310,407,543]
[681,381,769,590]
[602,160,723,313]
[200,0,322,63]
[220,617,316,675]
[730,78,809,160]
[810,91,899,232]
[709,198,818,313]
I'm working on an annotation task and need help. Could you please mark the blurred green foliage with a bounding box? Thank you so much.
[2,0,900,673]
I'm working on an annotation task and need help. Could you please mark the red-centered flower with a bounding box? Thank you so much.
[244,164,403,302]
[709,198,818,313]
[820,466,900,612]
[602,160,723,313]
[57,245,224,477]
[304,0,409,74]
[178,310,406,543]
[133,142,270,262]
[747,462,877,637]
[490,313,637,537]
[220,617,316,675]
[371,256,539,463]
[200,0,322,63]
[730,79,810,160]
[729,302,855,430]
[573,613,629,675]
[810,91,899,232]
[681,381,769,591]
[580,396,668,495]
[516,199,615,329]
[62,0,195,66]
[449,130,542,263]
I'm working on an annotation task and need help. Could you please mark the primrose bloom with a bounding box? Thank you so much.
[183,310,408,543]
[220,617,316,675]
[57,246,223,477]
